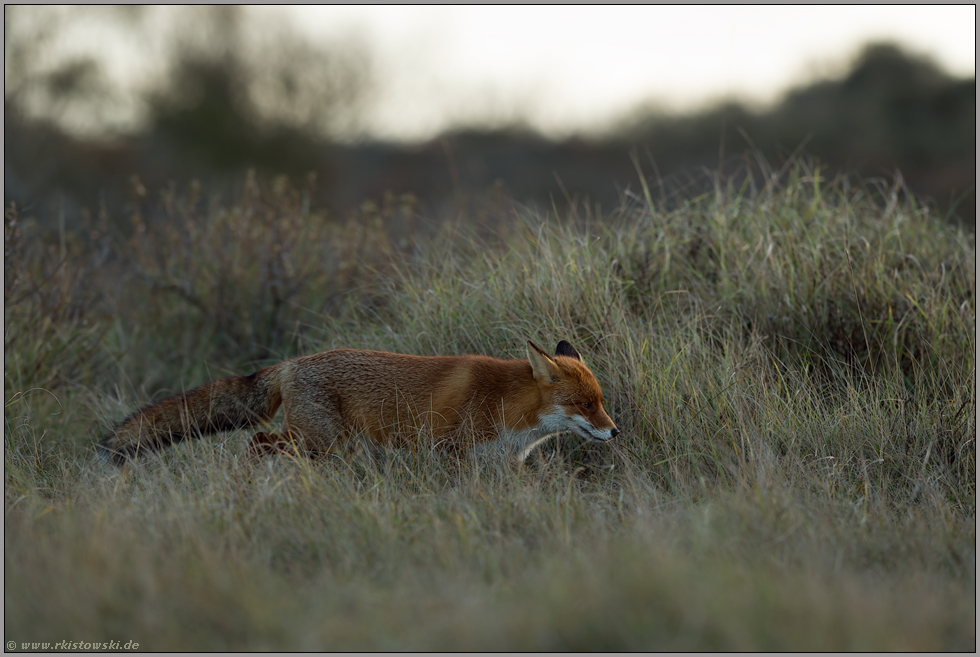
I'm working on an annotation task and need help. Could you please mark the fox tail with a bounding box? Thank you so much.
[99,365,283,464]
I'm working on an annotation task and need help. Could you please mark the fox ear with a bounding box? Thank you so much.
[527,340,561,384]
[554,340,581,361]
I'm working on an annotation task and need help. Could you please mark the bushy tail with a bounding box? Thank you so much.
[99,364,284,464]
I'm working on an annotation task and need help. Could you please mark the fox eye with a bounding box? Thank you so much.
[581,401,593,410]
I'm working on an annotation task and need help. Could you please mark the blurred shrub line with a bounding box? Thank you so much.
[4,7,975,232]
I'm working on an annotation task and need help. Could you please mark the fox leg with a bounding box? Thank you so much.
[246,429,329,460]
[246,387,351,460]
[244,409,345,461]
[246,431,296,459]
[279,397,350,455]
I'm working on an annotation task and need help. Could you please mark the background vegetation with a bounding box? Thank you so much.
[4,163,975,650]
[4,6,976,232]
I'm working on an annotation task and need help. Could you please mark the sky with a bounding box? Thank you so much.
[10,5,976,142]
[277,5,976,141]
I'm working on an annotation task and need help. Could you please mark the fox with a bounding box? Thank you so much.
[99,340,619,465]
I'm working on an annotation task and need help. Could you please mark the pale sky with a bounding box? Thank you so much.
[14,5,977,142]
[276,5,976,141]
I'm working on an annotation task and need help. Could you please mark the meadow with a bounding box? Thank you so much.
[4,164,975,650]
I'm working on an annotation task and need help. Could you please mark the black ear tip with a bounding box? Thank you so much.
[555,340,582,360]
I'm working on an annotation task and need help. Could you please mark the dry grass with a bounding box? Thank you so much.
[4,164,975,650]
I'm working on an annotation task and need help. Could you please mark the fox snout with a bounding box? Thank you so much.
[563,401,619,442]
[574,415,619,442]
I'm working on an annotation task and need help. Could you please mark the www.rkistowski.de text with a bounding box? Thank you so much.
[7,640,139,651]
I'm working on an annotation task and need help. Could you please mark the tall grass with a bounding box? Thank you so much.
[4,164,975,650]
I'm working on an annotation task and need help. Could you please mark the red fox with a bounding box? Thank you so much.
[99,340,619,464]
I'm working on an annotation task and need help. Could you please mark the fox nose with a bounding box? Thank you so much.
[610,428,620,438]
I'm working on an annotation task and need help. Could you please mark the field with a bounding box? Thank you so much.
[4,165,975,650]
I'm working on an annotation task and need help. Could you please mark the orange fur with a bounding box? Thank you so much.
[99,340,618,464]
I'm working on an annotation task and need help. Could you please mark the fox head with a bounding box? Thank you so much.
[527,340,619,443]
